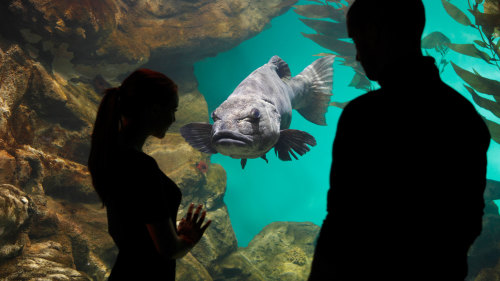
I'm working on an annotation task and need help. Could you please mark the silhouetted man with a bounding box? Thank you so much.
[308,1,491,280]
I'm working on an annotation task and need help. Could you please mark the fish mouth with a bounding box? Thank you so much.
[212,130,253,146]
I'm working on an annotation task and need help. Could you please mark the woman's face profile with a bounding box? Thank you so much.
[150,99,178,139]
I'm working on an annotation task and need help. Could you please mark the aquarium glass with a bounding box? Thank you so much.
[0,0,499,280]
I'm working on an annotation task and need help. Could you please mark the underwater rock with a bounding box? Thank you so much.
[0,37,110,279]
[0,0,297,81]
[13,146,99,204]
[14,147,45,195]
[0,240,91,280]
[468,180,500,280]
[217,221,320,281]
[5,54,89,133]
[0,43,97,165]
[204,164,228,210]
[475,262,500,281]
[0,150,16,184]
[28,198,114,281]
[52,197,115,280]
[215,251,267,281]
[0,44,34,150]
[41,160,98,204]
[177,253,214,281]
[0,184,32,261]
[471,211,500,281]
[172,88,210,133]
[189,205,238,274]
[29,209,60,240]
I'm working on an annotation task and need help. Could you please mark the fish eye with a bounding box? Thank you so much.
[211,111,218,121]
[250,108,261,119]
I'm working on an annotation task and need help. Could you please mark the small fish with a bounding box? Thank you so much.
[181,55,335,169]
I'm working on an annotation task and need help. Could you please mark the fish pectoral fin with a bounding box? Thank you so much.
[274,129,317,161]
[180,123,217,154]
[261,154,269,163]
[241,159,247,169]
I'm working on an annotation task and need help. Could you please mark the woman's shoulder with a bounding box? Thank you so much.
[112,147,158,174]
[116,146,155,163]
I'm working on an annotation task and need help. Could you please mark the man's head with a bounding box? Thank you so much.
[346,0,426,81]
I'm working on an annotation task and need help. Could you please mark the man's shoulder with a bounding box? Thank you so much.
[342,89,384,113]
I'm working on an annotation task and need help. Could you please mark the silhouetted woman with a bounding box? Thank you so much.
[88,69,211,280]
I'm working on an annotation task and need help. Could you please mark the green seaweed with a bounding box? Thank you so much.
[301,33,355,57]
[449,43,492,62]
[348,72,371,90]
[483,117,500,144]
[299,18,348,38]
[430,0,500,143]
[294,0,372,93]
[293,4,343,21]
[451,62,500,96]
[465,85,500,119]
[442,0,473,26]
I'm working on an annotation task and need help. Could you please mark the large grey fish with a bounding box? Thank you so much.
[180,55,335,169]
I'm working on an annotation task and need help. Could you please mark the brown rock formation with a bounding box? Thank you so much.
[0,43,96,166]
[0,240,92,281]
[469,180,500,281]
[0,0,297,81]
[177,252,214,281]
[216,222,320,281]
[0,184,31,261]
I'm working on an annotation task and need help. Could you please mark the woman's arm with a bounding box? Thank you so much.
[146,203,211,259]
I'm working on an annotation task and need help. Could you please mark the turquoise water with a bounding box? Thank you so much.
[194,0,500,246]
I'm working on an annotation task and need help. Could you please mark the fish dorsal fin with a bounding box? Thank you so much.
[269,55,292,80]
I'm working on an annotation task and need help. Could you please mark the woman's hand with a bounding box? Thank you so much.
[177,203,212,247]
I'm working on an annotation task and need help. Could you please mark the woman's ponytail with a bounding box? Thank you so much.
[88,87,121,205]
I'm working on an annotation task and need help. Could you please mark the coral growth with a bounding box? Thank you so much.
[196,160,209,174]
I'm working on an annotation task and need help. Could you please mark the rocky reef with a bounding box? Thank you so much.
[214,222,320,281]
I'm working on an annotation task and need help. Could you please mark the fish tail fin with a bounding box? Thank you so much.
[290,55,335,126]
